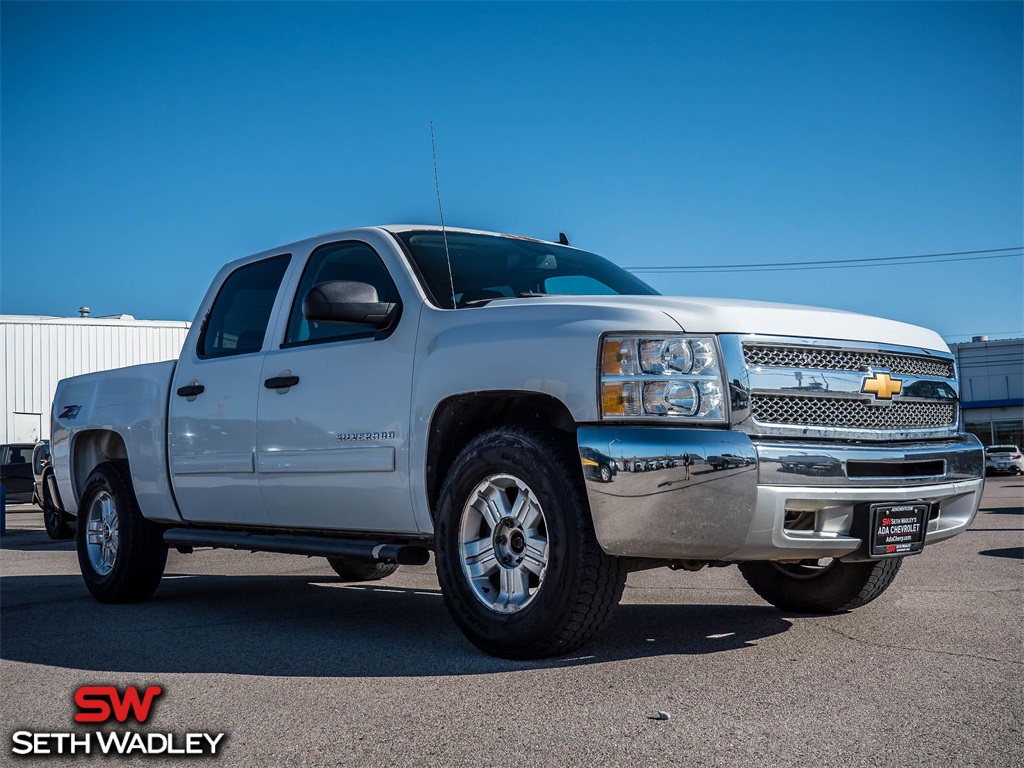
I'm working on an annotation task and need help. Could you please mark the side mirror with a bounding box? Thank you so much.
[302,281,397,329]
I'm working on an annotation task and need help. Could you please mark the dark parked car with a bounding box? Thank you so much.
[580,447,617,483]
[0,443,36,503]
[30,439,74,539]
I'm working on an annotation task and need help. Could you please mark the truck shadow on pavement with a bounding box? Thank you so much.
[981,506,1023,516]
[0,533,77,552]
[978,547,1023,560]
[0,573,790,677]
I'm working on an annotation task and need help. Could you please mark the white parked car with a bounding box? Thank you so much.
[985,445,1023,475]
[50,225,985,659]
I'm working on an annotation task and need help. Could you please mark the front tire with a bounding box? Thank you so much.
[738,557,903,614]
[42,472,74,540]
[434,427,626,659]
[76,461,167,603]
[326,557,399,582]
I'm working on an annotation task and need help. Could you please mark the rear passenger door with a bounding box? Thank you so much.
[168,254,291,525]
[255,239,418,533]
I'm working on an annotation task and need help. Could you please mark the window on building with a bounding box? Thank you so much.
[964,422,992,446]
[993,419,1024,449]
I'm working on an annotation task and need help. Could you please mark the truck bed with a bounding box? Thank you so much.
[51,360,181,522]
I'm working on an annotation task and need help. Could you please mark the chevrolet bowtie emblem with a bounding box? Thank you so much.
[862,372,903,400]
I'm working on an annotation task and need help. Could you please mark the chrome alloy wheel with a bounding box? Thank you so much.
[458,474,549,614]
[86,490,119,576]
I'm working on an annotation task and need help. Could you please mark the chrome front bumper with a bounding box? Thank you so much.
[577,427,985,561]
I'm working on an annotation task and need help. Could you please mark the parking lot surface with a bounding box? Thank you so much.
[2,477,1021,767]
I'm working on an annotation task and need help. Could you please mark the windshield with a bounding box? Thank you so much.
[987,446,1019,454]
[393,230,658,308]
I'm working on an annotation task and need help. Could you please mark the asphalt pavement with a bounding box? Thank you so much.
[1,477,1021,767]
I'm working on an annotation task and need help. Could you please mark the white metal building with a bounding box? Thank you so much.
[1,314,190,444]
[950,336,1024,447]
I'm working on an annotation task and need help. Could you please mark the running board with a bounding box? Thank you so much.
[162,528,431,565]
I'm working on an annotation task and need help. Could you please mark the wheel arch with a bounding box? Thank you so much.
[425,390,579,516]
[71,430,129,506]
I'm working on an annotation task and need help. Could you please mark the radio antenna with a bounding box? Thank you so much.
[430,121,457,309]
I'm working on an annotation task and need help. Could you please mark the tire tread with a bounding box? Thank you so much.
[77,461,167,603]
[738,557,903,614]
[435,427,626,659]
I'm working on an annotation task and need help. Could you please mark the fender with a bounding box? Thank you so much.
[407,300,683,532]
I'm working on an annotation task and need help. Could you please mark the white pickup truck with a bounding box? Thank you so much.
[51,226,985,659]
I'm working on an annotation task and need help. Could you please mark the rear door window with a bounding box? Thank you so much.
[199,255,291,358]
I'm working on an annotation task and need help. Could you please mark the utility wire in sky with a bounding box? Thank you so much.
[628,252,1021,275]
[626,246,1023,274]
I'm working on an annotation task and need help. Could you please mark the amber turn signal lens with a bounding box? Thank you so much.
[602,382,626,416]
[602,340,624,375]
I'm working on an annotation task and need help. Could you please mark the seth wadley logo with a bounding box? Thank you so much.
[11,685,225,757]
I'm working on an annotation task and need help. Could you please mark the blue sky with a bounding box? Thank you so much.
[2,1,1021,341]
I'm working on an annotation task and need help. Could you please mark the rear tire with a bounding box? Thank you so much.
[76,461,167,603]
[42,472,74,540]
[738,557,903,614]
[326,557,399,582]
[434,427,626,660]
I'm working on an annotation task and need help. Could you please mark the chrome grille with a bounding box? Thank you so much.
[750,394,957,430]
[743,344,955,378]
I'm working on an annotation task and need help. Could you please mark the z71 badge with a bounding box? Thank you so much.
[58,405,82,420]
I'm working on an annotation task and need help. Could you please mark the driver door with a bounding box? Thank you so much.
[256,239,418,533]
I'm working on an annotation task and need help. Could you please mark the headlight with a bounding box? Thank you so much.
[600,334,727,422]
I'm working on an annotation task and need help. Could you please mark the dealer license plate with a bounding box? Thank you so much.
[870,503,928,557]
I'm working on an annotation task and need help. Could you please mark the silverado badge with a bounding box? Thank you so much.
[861,372,903,401]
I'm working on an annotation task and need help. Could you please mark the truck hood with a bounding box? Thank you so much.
[508,295,950,352]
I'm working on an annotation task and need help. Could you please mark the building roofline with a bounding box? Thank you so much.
[0,315,191,328]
